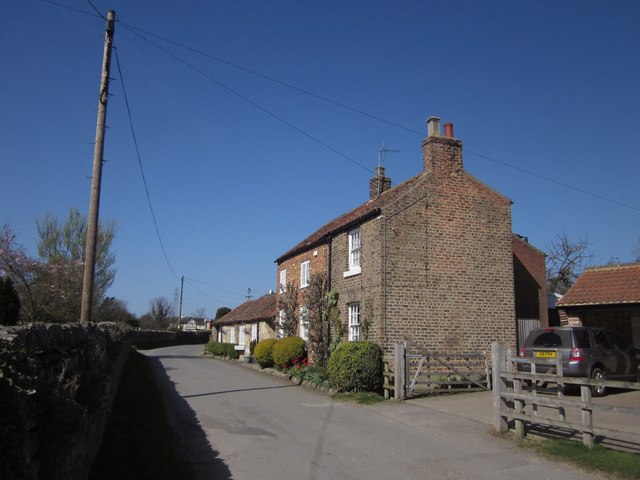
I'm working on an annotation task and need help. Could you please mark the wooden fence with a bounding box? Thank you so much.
[387,339,490,400]
[492,342,640,450]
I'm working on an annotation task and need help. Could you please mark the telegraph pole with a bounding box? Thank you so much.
[178,275,184,326]
[81,10,115,323]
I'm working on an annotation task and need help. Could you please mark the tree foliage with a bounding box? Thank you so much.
[303,272,341,368]
[36,208,116,321]
[214,307,231,320]
[0,225,66,322]
[546,230,594,294]
[0,276,21,326]
[277,281,298,338]
[148,297,175,330]
[95,297,136,324]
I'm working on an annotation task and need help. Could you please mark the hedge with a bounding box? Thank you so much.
[203,341,239,359]
[254,338,277,368]
[327,341,382,392]
[272,336,306,369]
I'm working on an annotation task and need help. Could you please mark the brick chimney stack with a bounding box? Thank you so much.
[422,116,463,178]
[369,165,392,199]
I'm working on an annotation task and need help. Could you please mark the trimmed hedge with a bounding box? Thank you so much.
[203,341,239,359]
[254,338,277,368]
[328,341,382,392]
[272,336,306,369]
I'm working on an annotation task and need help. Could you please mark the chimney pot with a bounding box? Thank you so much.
[444,122,454,138]
[426,116,441,137]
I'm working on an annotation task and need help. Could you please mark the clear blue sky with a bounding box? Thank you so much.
[2,0,639,317]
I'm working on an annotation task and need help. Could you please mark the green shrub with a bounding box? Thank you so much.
[327,341,382,392]
[254,338,277,368]
[272,336,306,369]
[203,341,239,359]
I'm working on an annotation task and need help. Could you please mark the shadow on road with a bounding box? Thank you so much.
[183,384,297,399]
[147,356,233,480]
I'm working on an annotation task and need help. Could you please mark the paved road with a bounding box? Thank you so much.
[144,345,606,480]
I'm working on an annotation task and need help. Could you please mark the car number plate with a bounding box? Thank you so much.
[535,351,556,358]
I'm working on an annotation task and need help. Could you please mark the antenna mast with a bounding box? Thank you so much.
[375,141,399,195]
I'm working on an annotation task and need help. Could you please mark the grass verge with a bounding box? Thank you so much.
[332,392,385,404]
[525,439,640,479]
[89,350,195,480]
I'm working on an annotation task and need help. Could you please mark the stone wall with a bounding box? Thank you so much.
[0,323,131,480]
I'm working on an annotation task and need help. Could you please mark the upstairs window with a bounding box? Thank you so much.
[348,303,360,341]
[344,227,361,277]
[279,269,287,293]
[300,260,310,288]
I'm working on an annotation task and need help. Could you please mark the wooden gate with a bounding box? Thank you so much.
[393,339,490,400]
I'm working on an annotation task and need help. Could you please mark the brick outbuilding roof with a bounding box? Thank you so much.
[557,263,640,307]
[213,293,277,326]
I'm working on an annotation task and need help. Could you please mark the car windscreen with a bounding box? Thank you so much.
[527,330,573,348]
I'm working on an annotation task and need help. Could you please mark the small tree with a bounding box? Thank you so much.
[149,297,174,330]
[546,230,594,294]
[36,207,116,321]
[215,307,231,320]
[277,281,298,337]
[0,276,21,326]
[95,297,136,324]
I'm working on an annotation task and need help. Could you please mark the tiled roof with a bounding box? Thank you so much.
[275,174,424,263]
[557,263,640,307]
[213,293,277,325]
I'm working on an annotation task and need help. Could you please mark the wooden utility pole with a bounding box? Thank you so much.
[81,10,115,323]
[178,275,184,327]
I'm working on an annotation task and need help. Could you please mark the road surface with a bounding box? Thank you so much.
[144,345,606,480]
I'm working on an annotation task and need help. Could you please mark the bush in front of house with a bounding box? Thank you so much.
[327,341,383,392]
[272,336,306,369]
[254,338,277,368]
[203,341,239,359]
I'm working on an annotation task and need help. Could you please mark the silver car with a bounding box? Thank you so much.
[519,326,638,396]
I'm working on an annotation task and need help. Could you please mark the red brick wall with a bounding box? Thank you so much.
[329,135,518,357]
[276,244,328,336]
[512,235,549,327]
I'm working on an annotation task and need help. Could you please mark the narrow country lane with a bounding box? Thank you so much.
[143,345,606,480]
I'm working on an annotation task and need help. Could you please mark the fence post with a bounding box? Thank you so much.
[556,352,566,422]
[492,342,508,433]
[581,385,594,448]
[383,361,390,400]
[394,342,404,401]
[509,348,525,439]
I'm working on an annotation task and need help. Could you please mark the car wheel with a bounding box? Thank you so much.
[591,367,607,397]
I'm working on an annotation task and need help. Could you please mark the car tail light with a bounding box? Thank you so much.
[569,347,584,362]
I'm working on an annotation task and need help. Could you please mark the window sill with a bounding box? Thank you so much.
[343,268,361,278]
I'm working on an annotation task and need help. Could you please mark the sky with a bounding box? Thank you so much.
[2,0,639,318]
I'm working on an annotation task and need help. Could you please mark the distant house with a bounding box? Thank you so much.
[180,316,208,332]
[275,116,547,357]
[557,262,640,349]
[213,293,277,354]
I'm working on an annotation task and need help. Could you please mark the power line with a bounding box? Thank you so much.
[113,42,180,279]
[464,148,640,213]
[40,1,640,214]
[119,23,374,175]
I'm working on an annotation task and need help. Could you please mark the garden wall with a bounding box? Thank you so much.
[0,323,131,480]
